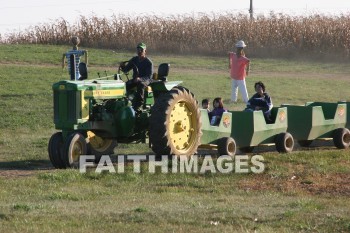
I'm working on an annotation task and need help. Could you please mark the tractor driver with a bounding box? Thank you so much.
[120,42,153,113]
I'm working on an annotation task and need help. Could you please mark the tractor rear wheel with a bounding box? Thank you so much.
[62,132,87,168]
[275,132,294,153]
[333,128,350,149]
[149,87,201,157]
[217,137,236,156]
[86,131,117,162]
[48,132,66,169]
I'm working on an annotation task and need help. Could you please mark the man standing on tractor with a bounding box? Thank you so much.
[120,42,153,113]
[62,36,88,81]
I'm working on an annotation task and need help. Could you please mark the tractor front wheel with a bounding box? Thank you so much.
[62,132,87,168]
[48,132,66,169]
[149,87,201,157]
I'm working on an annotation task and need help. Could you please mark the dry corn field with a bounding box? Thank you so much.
[1,12,350,58]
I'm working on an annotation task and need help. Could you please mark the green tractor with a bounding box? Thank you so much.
[48,62,202,168]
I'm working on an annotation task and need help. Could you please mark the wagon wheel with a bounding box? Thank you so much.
[48,132,66,169]
[275,132,294,153]
[149,87,202,157]
[62,132,87,168]
[298,140,313,147]
[333,128,350,149]
[86,131,117,162]
[239,146,255,153]
[217,137,236,156]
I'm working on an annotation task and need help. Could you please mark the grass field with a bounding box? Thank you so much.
[0,44,350,232]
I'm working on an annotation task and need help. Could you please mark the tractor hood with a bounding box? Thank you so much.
[52,79,126,99]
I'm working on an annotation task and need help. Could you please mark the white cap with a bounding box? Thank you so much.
[235,40,247,48]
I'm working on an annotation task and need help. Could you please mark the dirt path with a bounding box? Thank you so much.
[0,165,53,178]
[1,61,349,80]
[0,169,44,178]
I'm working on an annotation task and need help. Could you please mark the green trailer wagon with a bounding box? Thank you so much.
[199,107,294,155]
[283,102,350,149]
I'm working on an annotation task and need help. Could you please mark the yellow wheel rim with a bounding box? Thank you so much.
[168,101,198,154]
[71,140,84,162]
[87,131,114,153]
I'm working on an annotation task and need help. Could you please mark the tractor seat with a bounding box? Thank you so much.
[156,63,170,81]
[78,62,88,80]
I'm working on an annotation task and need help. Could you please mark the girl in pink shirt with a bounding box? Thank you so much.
[229,40,250,103]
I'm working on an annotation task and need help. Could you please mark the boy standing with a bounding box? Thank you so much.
[229,40,250,104]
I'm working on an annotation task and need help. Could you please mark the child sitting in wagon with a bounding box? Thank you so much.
[245,81,273,123]
[209,97,227,126]
[201,98,211,113]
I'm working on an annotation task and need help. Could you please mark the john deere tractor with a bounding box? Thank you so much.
[48,62,202,168]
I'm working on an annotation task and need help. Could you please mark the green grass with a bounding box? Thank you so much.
[0,44,350,232]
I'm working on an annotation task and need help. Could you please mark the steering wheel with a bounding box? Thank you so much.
[117,60,140,81]
[117,61,130,81]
